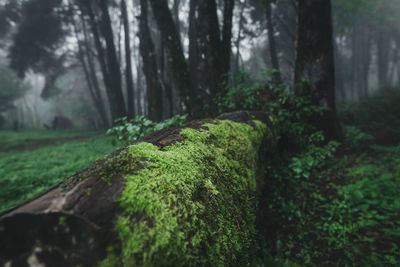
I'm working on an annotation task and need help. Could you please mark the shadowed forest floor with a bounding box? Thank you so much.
[255,128,400,266]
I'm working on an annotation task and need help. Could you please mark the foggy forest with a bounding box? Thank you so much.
[1,0,400,266]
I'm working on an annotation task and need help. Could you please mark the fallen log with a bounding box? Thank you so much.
[0,111,278,266]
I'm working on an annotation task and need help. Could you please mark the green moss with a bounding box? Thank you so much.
[100,119,277,266]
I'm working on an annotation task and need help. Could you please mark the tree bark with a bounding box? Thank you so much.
[71,7,109,129]
[139,0,163,121]
[84,2,121,123]
[294,0,342,140]
[0,111,278,266]
[188,0,234,116]
[121,0,135,118]
[266,1,282,85]
[148,0,192,113]
[98,0,126,119]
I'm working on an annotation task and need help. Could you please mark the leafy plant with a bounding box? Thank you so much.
[344,126,375,150]
[106,114,188,144]
[338,86,400,134]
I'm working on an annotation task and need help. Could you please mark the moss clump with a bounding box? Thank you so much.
[100,119,277,266]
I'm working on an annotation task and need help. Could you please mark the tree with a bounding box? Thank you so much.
[147,0,192,113]
[294,0,342,140]
[139,0,163,121]
[0,67,28,112]
[265,0,282,84]
[80,0,127,123]
[189,0,234,115]
[121,0,135,118]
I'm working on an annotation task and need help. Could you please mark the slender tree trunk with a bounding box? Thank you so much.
[188,0,199,105]
[139,0,163,121]
[121,0,135,118]
[188,0,234,116]
[84,2,119,123]
[266,1,282,84]
[71,9,109,129]
[98,0,126,119]
[81,15,110,127]
[294,0,342,140]
[148,0,192,113]
[221,0,234,81]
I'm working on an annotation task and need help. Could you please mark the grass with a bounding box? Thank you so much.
[0,130,119,213]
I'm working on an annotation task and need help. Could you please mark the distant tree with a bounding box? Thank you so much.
[148,0,192,113]
[294,0,342,140]
[8,0,65,77]
[79,0,127,122]
[121,0,135,118]
[0,67,28,112]
[189,0,234,115]
[139,0,163,121]
[265,0,282,84]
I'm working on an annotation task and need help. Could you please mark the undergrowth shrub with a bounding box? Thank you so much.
[339,86,400,133]
[343,126,375,151]
[106,114,187,144]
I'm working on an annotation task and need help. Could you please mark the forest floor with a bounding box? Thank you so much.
[0,130,119,213]
[256,128,400,266]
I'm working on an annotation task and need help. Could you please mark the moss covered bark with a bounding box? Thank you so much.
[101,117,278,266]
[0,111,278,266]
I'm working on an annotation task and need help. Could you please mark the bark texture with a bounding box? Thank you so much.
[294,0,342,140]
[0,111,278,266]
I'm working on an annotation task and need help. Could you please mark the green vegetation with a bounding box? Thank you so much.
[215,73,400,266]
[106,114,188,144]
[101,119,278,266]
[250,84,400,266]
[0,130,118,212]
[339,86,400,135]
[0,66,29,114]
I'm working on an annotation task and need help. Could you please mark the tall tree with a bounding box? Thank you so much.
[265,0,282,84]
[139,0,163,121]
[81,0,126,122]
[98,0,126,119]
[189,0,234,114]
[294,0,342,140]
[121,0,135,118]
[147,0,192,113]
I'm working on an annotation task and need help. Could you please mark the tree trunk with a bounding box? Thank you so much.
[0,111,278,266]
[148,0,192,113]
[294,0,342,140]
[139,0,163,121]
[98,0,126,119]
[266,1,282,85]
[84,2,120,123]
[188,0,234,116]
[71,7,109,129]
[121,0,135,118]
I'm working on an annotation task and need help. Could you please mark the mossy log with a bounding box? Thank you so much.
[0,111,278,267]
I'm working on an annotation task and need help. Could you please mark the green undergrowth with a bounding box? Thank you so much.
[0,129,100,152]
[261,126,400,266]
[339,86,400,135]
[0,133,118,212]
[100,119,277,266]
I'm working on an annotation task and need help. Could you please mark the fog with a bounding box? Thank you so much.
[0,0,399,129]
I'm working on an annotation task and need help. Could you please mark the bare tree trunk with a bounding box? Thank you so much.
[266,1,282,85]
[84,2,121,123]
[139,0,163,121]
[148,0,192,113]
[121,0,135,118]
[294,0,342,140]
[188,0,234,116]
[98,0,126,119]
[70,7,109,129]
